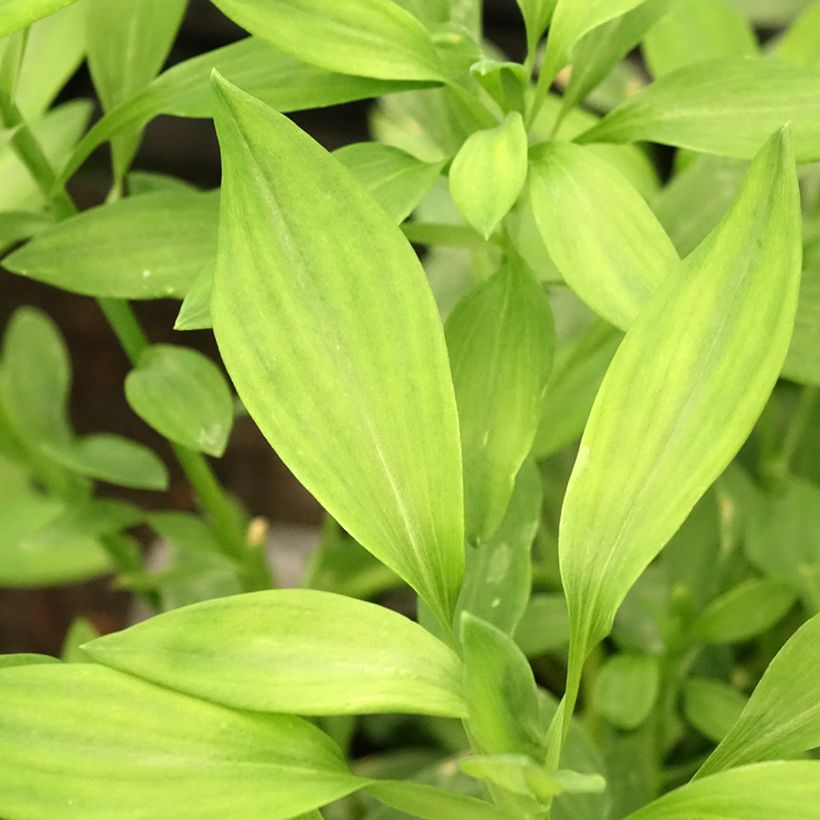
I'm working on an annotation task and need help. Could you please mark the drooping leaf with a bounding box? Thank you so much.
[460,612,544,757]
[683,677,748,743]
[60,38,431,186]
[210,0,443,82]
[333,142,443,224]
[445,257,554,543]
[209,75,464,624]
[0,663,362,818]
[0,0,76,37]
[592,654,660,730]
[43,434,168,491]
[85,589,467,718]
[529,140,680,329]
[125,344,233,457]
[630,761,820,819]
[693,578,796,644]
[559,128,801,669]
[697,613,820,776]
[642,0,757,78]
[449,112,528,239]
[4,190,218,299]
[578,57,820,163]
[365,780,508,820]
[86,0,187,180]
[456,459,542,634]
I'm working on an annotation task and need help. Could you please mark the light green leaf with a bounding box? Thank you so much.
[529,140,680,329]
[630,761,820,819]
[559,127,801,667]
[515,593,570,657]
[0,653,58,668]
[784,262,820,386]
[445,257,554,542]
[85,588,467,718]
[515,0,558,57]
[211,0,443,81]
[4,190,218,299]
[86,0,187,180]
[43,434,169,491]
[694,578,796,644]
[366,780,508,820]
[470,59,528,114]
[174,262,214,331]
[0,210,52,253]
[563,0,681,114]
[449,112,528,239]
[128,170,198,196]
[683,677,748,743]
[125,344,233,457]
[0,663,362,819]
[334,142,443,224]
[60,616,98,663]
[697,613,820,776]
[541,0,648,88]
[643,0,757,78]
[456,459,542,634]
[0,0,75,37]
[578,57,820,163]
[732,0,811,26]
[592,654,660,730]
[461,612,544,757]
[773,0,820,69]
[210,75,464,624]
[0,493,112,587]
[61,38,429,187]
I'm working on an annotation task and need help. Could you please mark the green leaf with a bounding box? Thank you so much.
[461,612,544,757]
[365,780,508,820]
[86,0,187,180]
[85,588,467,718]
[0,0,75,37]
[642,0,757,78]
[559,127,801,665]
[0,653,58,668]
[0,210,52,253]
[562,0,681,114]
[515,0,557,58]
[174,262,214,331]
[0,663,362,819]
[445,258,554,542]
[210,75,464,625]
[630,761,820,819]
[0,492,112,587]
[773,0,820,69]
[61,38,428,187]
[733,0,811,26]
[683,677,748,743]
[60,616,98,663]
[334,142,443,224]
[515,593,570,657]
[578,57,820,163]
[43,433,169,491]
[211,0,443,82]
[456,459,542,634]
[697,613,820,776]
[541,0,648,88]
[529,140,679,330]
[125,344,233,457]
[592,653,660,730]
[449,112,528,239]
[784,261,820,386]
[4,190,218,299]
[693,578,796,644]
[470,59,528,114]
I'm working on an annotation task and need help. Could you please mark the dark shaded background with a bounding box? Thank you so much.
[0,0,527,655]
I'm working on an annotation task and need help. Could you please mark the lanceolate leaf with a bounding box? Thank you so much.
[210,0,443,82]
[578,57,820,163]
[697,613,820,776]
[0,663,362,819]
[445,258,554,543]
[85,589,467,718]
[60,38,432,187]
[630,761,820,819]
[683,677,748,743]
[559,128,801,668]
[529,140,680,329]
[125,344,234,457]
[515,0,558,58]
[4,190,218,299]
[210,75,464,625]
[773,0,820,69]
[0,0,76,37]
[366,780,508,820]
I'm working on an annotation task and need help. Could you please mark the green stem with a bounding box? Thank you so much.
[1,99,271,592]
